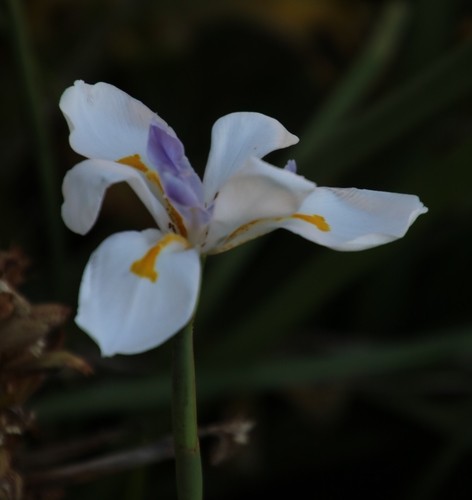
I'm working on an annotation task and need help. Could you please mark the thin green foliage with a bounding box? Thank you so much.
[5,0,65,293]
[36,327,472,422]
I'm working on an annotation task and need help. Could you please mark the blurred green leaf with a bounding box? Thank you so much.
[298,39,472,183]
[297,1,409,166]
[406,411,472,500]
[403,0,460,73]
[36,327,472,423]
[206,246,388,363]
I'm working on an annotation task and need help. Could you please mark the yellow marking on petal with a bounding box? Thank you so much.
[212,219,264,254]
[292,213,330,231]
[145,170,164,192]
[167,206,187,238]
[117,155,166,194]
[165,208,187,238]
[118,156,188,238]
[225,219,262,243]
[145,171,188,237]
[130,234,189,282]
[117,154,148,172]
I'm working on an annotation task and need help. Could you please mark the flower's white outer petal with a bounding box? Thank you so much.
[280,187,428,251]
[62,159,170,234]
[76,229,201,356]
[205,157,315,253]
[202,112,299,203]
[60,81,169,161]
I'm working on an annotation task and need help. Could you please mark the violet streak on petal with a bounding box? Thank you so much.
[284,159,297,173]
[165,174,202,207]
[147,119,204,201]
[147,119,212,229]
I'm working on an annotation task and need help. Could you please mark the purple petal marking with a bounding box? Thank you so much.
[163,174,202,207]
[147,119,212,228]
[284,159,297,173]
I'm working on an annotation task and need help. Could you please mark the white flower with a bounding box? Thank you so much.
[60,81,427,356]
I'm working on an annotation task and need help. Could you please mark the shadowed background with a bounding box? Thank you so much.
[2,0,472,498]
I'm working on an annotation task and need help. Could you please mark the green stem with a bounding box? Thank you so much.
[172,318,203,500]
[5,0,64,294]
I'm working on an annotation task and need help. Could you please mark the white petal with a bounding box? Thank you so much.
[205,157,315,253]
[60,81,169,161]
[76,229,201,356]
[202,112,299,203]
[62,159,170,235]
[280,187,428,251]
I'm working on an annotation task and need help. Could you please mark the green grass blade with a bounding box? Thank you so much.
[35,327,472,422]
[299,39,472,183]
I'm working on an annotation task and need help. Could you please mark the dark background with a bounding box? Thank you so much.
[2,0,472,498]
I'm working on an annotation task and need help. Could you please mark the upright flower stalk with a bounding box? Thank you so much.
[59,81,427,498]
[172,319,203,500]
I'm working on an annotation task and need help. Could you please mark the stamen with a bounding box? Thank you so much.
[292,214,330,231]
[130,234,189,282]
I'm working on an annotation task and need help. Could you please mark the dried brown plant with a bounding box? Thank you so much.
[0,248,91,499]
